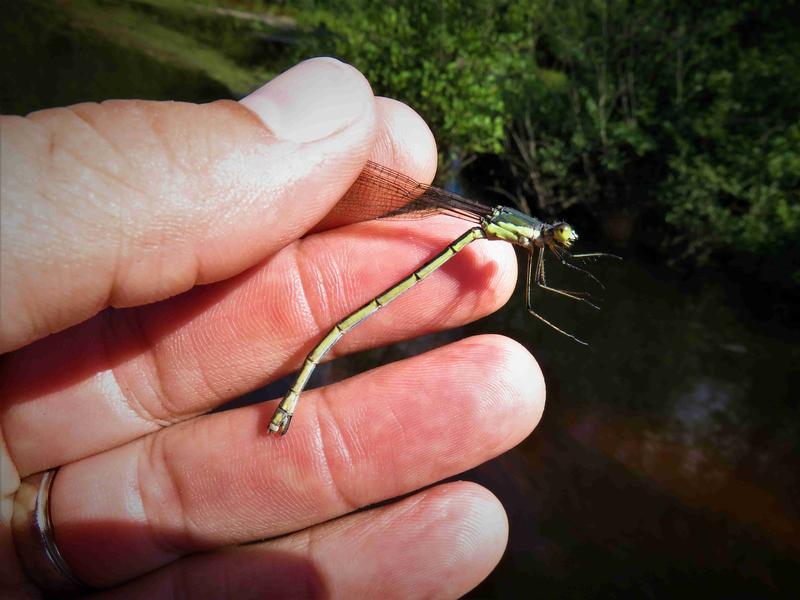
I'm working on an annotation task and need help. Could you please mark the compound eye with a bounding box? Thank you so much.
[556,224,573,243]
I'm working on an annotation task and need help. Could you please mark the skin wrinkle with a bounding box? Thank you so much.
[103,186,125,316]
[177,298,253,415]
[36,110,116,190]
[62,103,127,168]
[108,307,177,427]
[48,114,151,223]
[110,224,198,309]
[1,109,125,341]
[7,185,70,341]
[139,431,199,559]
[40,150,124,314]
[99,102,189,190]
[268,442,321,530]
[312,389,361,514]
[316,234,364,322]
[171,239,204,302]
[320,238,365,313]
[144,116,230,282]
[337,401,370,471]
[365,485,430,542]
[37,110,167,314]
[286,239,331,353]
[379,394,412,488]
[246,252,307,343]
[294,526,323,596]
[95,368,155,435]
[148,330,208,426]
[309,232,372,326]
[194,288,267,398]
[314,385,352,470]
[140,102,187,190]
[179,306,238,412]
[100,309,162,428]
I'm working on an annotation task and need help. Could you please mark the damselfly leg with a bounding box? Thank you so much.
[525,248,590,346]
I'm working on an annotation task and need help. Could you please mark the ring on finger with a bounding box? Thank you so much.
[11,468,90,594]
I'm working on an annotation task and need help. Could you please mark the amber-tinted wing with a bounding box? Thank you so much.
[317,161,490,229]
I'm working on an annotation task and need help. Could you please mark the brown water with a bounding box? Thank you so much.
[466,254,800,597]
[322,249,800,597]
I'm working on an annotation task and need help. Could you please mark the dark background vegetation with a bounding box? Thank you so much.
[4,0,799,285]
[3,1,799,597]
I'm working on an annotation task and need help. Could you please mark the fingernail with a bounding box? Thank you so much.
[241,57,371,143]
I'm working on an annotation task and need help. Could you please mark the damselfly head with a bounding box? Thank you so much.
[547,222,579,248]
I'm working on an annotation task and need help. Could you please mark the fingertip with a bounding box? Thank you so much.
[509,337,546,431]
[459,482,509,578]
[437,480,509,559]
[241,57,374,144]
[371,97,438,184]
[460,334,546,438]
[497,333,546,425]
[410,481,509,596]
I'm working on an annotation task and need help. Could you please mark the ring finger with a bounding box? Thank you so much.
[50,335,543,587]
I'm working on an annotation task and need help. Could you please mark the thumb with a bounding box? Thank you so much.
[0,58,376,353]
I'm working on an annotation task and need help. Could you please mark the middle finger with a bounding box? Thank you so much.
[2,216,517,475]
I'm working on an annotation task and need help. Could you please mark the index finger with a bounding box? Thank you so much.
[0,58,375,353]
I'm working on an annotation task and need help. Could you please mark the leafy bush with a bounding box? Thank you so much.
[503,0,800,270]
[290,0,799,272]
[292,0,535,167]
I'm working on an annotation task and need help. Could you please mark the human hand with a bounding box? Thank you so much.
[1,58,544,597]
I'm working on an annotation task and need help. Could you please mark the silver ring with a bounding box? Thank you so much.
[11,468,89,593]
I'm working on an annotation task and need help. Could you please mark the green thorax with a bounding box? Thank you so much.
[482,206,546,247]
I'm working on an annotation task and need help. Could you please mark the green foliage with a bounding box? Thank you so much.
[501,0,800,271]
[7,0,795,273]
[291,0,541,168]
[291,0,799,270]
[657,4,800,263]
[0,0,237,113]
[0,0,284,114]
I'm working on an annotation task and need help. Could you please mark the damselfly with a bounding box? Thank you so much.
[269,161,617,435]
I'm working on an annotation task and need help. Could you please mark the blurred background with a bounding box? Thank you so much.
[3,1,799,597]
